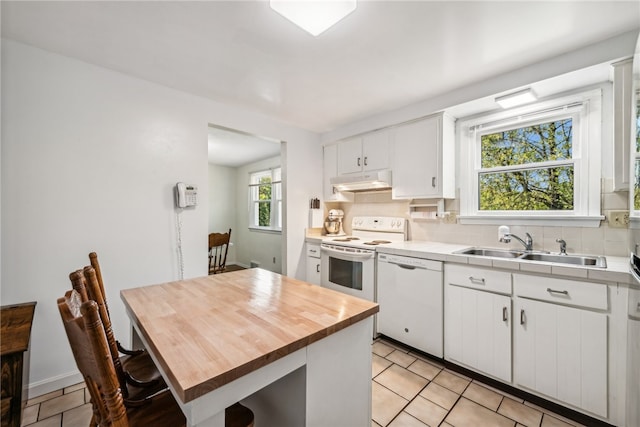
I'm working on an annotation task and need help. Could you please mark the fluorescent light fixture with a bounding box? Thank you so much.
[270,0,357,36]
[495,88,537,109]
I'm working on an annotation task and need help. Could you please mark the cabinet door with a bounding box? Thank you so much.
[391,115,441,199]
[337,137,363,175]
[306,255,321,285]
[324,145,352,202]
[362,130,390,171]
[445,284,511,382]
[513,298,607,417]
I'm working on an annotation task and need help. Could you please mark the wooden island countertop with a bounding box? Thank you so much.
[120,268,379,404]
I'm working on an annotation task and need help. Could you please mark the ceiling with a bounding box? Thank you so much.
[3,1,639,137]
[208,126,280,167]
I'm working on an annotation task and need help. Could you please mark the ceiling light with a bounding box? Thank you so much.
[495,88,537,109]
[270,0,357,36]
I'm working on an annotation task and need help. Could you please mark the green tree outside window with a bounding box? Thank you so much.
[479,119,574,211]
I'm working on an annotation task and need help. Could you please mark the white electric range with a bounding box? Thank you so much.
[320,216,407,301]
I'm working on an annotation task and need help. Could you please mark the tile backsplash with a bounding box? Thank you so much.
[325,180,629,257]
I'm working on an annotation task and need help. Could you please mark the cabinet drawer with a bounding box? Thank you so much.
[445,264,511,294]
[513,274,607,311]
[629,287,640,318]
[306,244,321,259]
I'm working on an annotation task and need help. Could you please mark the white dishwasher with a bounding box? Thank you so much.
[377,253,443,357]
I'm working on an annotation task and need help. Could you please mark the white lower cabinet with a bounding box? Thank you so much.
[444,264,512,382]
[305,244,321,285]
[513,274,608,418]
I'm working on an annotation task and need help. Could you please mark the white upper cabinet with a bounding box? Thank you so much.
[323,144,353,202]
[391,112,455,199]
[337,129,390,176]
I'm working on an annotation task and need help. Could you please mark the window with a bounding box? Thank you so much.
[249,167,281,231]
[459,89,603,227]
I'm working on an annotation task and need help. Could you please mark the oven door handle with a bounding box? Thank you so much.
[321,246,375,260]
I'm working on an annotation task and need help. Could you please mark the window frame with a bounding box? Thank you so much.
[458,88,603,227]
[248,167,282,232]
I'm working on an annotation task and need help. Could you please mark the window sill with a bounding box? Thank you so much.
[248,227,282,234]
[458,215,604,228]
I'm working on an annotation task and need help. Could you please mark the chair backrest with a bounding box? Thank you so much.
[88,252,108,308]
[58,292,129,427]
[208,229,231,274]
[69,268,129,397]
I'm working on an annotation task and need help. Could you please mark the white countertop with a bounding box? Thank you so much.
[306,232,633,285]
[376,241,632,285]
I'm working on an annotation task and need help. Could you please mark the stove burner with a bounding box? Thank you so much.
[364,242,379,245]
[372,240,392,244]
[332,237,360,242]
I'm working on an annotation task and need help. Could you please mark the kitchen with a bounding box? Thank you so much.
[2,1,640,427]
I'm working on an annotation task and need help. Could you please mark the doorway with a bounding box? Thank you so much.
[207,124,284,273]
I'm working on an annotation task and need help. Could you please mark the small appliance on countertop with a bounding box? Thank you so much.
[324,209,346,236]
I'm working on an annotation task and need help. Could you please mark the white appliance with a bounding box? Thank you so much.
[330,169,392,192]
[320,216,407,302]
[377,253,443,357]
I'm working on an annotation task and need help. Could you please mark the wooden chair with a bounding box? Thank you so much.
[88,252,142,356]
[87,253,164,391]
[57,292,186,427]
[69,268,165,406]
[209,229,232,274]
[59,290,255,427]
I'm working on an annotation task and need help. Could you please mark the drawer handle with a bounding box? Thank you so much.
[316,264,320,273]
[502,306,508,322]
[520,309,525,325]
[468,276,485,285]
[357,157,361,166]
[546,288,569,296]
[637,302,640,312]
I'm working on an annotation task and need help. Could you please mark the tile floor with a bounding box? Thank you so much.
[22,338,586,427]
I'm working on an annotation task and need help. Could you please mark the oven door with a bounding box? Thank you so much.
[320,245,374,301]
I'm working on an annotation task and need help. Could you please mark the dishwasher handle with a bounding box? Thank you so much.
[389,261,417,270]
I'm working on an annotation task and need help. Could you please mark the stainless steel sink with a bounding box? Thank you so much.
[455,247,524,259]
[455,247,607,268]
[519,253,607,268]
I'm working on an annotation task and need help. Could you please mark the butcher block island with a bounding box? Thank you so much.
[121,268,379,427]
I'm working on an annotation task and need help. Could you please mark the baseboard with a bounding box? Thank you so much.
[27,371,83,400]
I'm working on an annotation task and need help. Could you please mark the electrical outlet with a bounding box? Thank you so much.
[608,210,629,228]
[442,212,457,224]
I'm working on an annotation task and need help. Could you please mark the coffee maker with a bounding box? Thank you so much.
[324,209,346,236]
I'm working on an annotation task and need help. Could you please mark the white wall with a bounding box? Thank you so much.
[1,39,321,397]
[234,156,282,272]
[208,163,237,263]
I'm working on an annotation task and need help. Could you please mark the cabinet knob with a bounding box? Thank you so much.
[404,328,409,333]
[364,156,368,166]
[316,264,320,273]
[520,309,526,325]
[357,157,361,166]
[502,306,508,322]
[432,177,436,187]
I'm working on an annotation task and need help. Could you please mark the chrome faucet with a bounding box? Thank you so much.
[500,232,533,252]
[556,238,567,255]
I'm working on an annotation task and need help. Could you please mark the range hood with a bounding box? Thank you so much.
[330,169,392,192]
